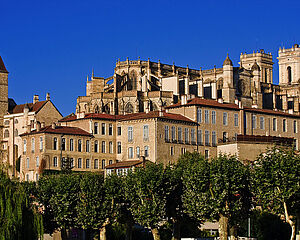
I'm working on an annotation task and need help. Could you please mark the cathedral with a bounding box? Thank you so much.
[76,44,300,116]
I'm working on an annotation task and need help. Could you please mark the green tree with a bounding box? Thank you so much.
[253,147,300,240]
[0,169,43,240]
[124,164,166,240]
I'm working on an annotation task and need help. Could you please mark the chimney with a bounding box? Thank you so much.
[181,95,187,105]
[218,98,224,103]
[41,122,45,128]
[51,122,56,129]
[159,110,164,117]
[33,95,39,104]
[46,93,50,101]
[235,99,239,105]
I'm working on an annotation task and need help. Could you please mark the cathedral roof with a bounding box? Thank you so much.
[251,61,260,71]
[0,56,8,73]
[223,54,233,66]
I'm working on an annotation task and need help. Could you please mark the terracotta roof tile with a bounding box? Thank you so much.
[0,56,8,73]
[9,101,48,114]
[105,160,143,169]
[166,97,240,110]
[244,107,300,118]
[20,126,92,137]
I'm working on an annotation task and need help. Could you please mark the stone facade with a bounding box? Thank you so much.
[2,94,62,177]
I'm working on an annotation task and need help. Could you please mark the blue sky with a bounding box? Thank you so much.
[1,0,300,116]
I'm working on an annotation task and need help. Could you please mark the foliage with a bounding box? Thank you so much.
[0,170,43,240]
[253,147,300,240]
[60,157,74,174]
[124,164,167,239]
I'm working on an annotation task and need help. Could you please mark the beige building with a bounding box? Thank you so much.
[2,94,62,177]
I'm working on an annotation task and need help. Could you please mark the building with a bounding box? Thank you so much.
[2,94,62,177]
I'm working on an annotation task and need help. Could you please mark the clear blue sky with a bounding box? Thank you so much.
[1,0,300,116]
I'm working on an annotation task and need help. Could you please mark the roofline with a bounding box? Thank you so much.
[244,107,300,118]
[36,100,63,117]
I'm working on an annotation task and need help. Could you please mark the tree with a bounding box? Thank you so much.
[124,164,167,240]
[105,173,134,240]
[182,154,251,240]
[253,147,300,240]
[76,172,109,240]
[0,168,43,240]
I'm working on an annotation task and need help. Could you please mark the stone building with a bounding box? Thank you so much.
[2,94,62,177]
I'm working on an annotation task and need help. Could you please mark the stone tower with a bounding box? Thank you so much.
[240,49,274,84]
[278,44,300,85]
[0,56,8,161]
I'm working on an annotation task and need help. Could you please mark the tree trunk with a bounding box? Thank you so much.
[151,227,161,240]
[172,219,181,240]
[219,214,228,240]
[283,201,296,240]
[125,221,133,240]
[99,226,106,240]
[229,225,238,240]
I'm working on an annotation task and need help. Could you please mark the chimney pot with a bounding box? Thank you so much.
[33,95,39,104]
[46,93,50,101]
[51,122,56,129]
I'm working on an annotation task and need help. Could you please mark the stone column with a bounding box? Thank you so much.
[198,79,203,98]
[185,77,189,95]
[211,81,217,99]
[282,95,288,111]
[294,97,299,113]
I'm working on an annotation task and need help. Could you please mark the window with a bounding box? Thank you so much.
[26,158,30,168]
[102,123,106,135]
[86,140,90,152]
[294,120,297,133]
[128,126,133,141]
[144,146,149,157]
[181,148,186,155]
[223,132,228,142]
[24,140,27,153]
[4,129,9,138]
[36,173,39,181]
[143,125,149,141]
[70,139,74,151]
[136,146,140,158]
[109,141,113,153]
[109,124,113,135]
[102,159,106,169]
[26,174,29,181]
[252,115,257,129]
[184,128,189,144]
[94,140,98,153]
[191,129,196,144]
[61,138,66,151]
[70,158,74,168]
[78,139,82,152]
[102,141,106,153]
[205,150,209,159]
[170,146,174,156]
[94,159,99,169]
[78,158,82,168]
[86,159,90,169]
[273,118,277,131]
[109,160,113,165]
[128,147,134,159]
[117,125,121,135]
[178,127,182,143]
[212,111,216,124]
[94,122,98,134]
[204,110,209,124]
[39,137,43,150]
[234,113,239,127]
[31,138,35,153]
[36,157,39,167]
[205,130,210,146]
[260,117,265,130]
[171,126,176,141]
[53,157,58,167]
[165,126,170,141]
[53,138,57,150]
[117,142,121,154]
[283,119,287,132]
[212,131,217,146]
[223,112,228,126]
[197,108,202,123]
[197,129,203,145]
[287,66,292,84]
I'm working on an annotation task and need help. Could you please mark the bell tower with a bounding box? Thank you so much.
[0,56,8,158]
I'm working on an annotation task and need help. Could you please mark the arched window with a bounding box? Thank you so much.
[129,70,137,90]
[287,66,292,84]
[94,105,100,113]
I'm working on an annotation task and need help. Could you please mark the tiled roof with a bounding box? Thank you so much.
[166,97,240,110]
[60,111,196,124]
[9,101,48,114]
[244,107,300,118]
[0,56,8,73]
[105,160,143,169]
[20,126,92,137]
[118,111,196,123]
